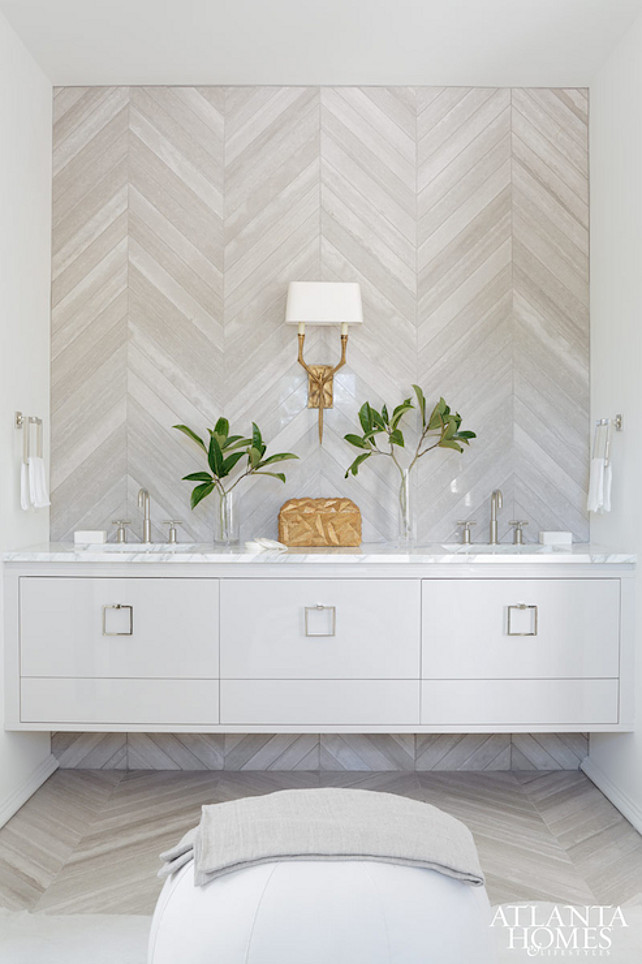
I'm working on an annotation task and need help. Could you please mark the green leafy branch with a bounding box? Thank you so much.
[174,418,298,509]
[344,385,476,480]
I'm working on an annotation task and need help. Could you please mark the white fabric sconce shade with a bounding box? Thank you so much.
[286,282,363,444]
[285,282,363,334]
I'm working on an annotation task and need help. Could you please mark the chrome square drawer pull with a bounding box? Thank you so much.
[305,604,336,637]
[507,603,538,637]
[102,604,134,636]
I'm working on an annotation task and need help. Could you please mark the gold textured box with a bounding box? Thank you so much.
[278,497,362,547]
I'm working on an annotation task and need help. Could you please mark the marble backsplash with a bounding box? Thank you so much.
[50,86,589,545]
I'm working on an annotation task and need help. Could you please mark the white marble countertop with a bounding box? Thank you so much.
[2,542,636,565]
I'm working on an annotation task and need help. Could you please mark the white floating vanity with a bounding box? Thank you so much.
[3,544,636,734]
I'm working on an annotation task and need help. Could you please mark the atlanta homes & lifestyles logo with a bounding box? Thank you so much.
[491,905,628,957]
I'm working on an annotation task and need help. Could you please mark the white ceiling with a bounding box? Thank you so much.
[1,0,641,87]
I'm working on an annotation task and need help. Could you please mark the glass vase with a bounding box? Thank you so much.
[214,488,239,545]
[397,469,416,547]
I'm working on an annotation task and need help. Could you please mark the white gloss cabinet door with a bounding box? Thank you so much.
[20,577,219,679]
[21,679,219,726]
[220,579,420,679]
[221,680,420,726]
[421,680,619,726]
[422,579,620,679]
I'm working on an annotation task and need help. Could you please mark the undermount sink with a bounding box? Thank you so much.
[439,543,564,554]
[81,543,202,553]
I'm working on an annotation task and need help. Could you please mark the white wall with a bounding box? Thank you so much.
[0,9,56,825]
[586,10,642,830]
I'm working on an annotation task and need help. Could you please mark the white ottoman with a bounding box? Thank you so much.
[148,859,497,963]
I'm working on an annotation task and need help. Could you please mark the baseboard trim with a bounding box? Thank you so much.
[0,753,58,828]
[581,756,642,834]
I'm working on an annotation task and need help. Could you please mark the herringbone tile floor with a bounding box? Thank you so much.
[0,770,640,915]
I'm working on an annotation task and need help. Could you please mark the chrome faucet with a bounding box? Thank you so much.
[138,488,152,544]
[489,489,503,545]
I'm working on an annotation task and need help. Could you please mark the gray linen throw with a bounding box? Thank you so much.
[159,788,485,888]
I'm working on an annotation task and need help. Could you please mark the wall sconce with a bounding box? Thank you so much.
[285,281,363,444]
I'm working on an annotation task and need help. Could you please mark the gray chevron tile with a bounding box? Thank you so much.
[319,735,415,771]
[511,734,588,771]
[52,87,129,173]
[512,89,589,543]
[5,770,638,912]
[127,734,225,770]
[52,733,128,770]
[223,86,321,542]
[224,734,320,771]
[51,85,129,542]
[520,771,642,903]
[0,770,124,910]
[317,772,422,795]
[417,86,513,543]
[53,85,89,126]
[50,83,589,547]
[49,84,590,748]
[50,426,127,542]
[415,772,595,904]
[416,735,511,771]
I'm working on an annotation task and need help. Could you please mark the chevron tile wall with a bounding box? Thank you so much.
[51,86,589,544]
[49,87,589,769]
[52,732,589,771]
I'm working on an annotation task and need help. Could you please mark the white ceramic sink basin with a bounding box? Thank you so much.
[82,543,202,553]
[439,543,553,554]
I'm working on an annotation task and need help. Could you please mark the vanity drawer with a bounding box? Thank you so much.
[220,579,420,679]
[422,579,620,679]
[221,680,420,726]
[421,679,619,727]
[20,577,219,678]
[21,679,219,726]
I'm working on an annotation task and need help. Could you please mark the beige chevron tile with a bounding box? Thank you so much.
[566,824,642,904]
[521,772,642,903]
[49,84,589,548]
[0,770,124,910]
[50,85,129,542]
[512,89,589,544]
[512,89,588,177]
[317,771,422,796]
[417,86,513,543]
[53,85,90,126]
[51,426,128,542]
[415,772,595,904]
[34,771,223,913]
[5,769,640,915]
[53,87,129,173]
[214,771,320,801]
[223,86,321,542]
[418,88,511,187]
[48,86,591,743]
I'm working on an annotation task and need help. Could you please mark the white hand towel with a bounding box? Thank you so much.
[28,456,51,509]
[587,457,605,513]
[27,456,38,508]
[20,463,31,510]
[602,462,612,513]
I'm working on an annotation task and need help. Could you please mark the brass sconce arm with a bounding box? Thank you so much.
[286,281,362,445]
[297,332,348,444]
